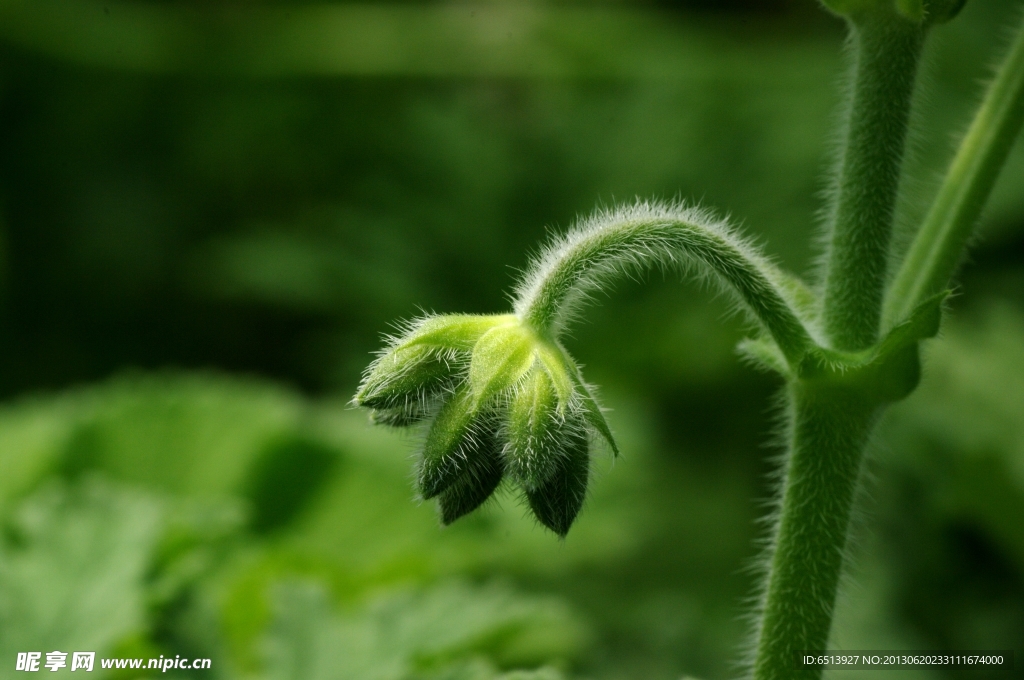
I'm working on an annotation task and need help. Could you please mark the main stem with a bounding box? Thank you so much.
[753,383,878,680]
[822,15,924,351]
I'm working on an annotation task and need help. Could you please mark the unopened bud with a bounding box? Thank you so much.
[356,314,519,428]
[505,368,575,490]
[356,345,456,412]
[417,387,479,499]
[355,312,618,536]
[438,423,505,525]
[468,323,537,406]
[525,424,590,537]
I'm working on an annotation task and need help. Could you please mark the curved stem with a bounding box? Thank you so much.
[753,383,878,680]
[513,202,813,366]
[884,14,1024,326]
[822,16,924,351]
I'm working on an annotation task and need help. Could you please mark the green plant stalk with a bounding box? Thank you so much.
[754,14,925,679]
[884,13,1024,326]
[823,15,924,351]
[753,383,877,680]
[513,206,813,364]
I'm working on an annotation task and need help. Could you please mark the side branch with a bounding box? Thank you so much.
[884,12,1024,326]
[513,201,814,366]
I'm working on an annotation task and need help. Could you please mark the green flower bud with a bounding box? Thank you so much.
[525,424,590,538]
[437,422,505,525]
[505,367,575,490]
[467,323,537,406]
[356,345,456,412]
[354,314,515,414]
[354,312,619,536]
[418,387,479,499]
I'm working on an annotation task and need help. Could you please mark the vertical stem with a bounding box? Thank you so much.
[884,14,1024,326]
[822,16,924,351]
[753,383,878,680]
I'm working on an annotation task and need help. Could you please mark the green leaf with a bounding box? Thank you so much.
[262,580,583,680]
[0,479,161,659]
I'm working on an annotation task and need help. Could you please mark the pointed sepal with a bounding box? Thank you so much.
[561,355,618,457]
[437,424,505,525]
[526,426,590,537]
[505,368,578,490]
[355,345,456,411]
[417,388,478,499]
[468,323,537,406]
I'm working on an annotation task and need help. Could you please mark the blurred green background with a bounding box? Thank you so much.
[1,0,1023,678]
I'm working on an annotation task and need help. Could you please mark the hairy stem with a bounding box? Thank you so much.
[823,16,924,351]
[884,14,1024,326]
[753,383,878,680]
[514,203,812,365]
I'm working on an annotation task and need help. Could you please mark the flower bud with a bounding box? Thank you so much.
[355,312,618,536]
[504,368,573,490]
[525,423,590,537]
[437,423,505,525]
[467,323,537,406]
[417,387,479,499]
[355,345,456,412]
[354,314,516,412]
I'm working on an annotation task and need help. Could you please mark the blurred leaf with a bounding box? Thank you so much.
[0,479,161,670]
[884,303,1024,569]
[0,372,345,522]
[262,580,578,680]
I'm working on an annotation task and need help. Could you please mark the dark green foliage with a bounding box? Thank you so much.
[243,435,340,534]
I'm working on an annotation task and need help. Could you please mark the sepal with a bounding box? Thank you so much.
[418,388,479,499]
[355,345,456,411]
[468,324,537,407]
[525,427,590,537]
[437,423,505,525]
